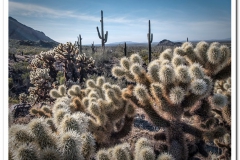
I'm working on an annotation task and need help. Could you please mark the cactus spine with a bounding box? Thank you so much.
[76,34,83,54]
[96,10,108,53]
[147,20,153,63]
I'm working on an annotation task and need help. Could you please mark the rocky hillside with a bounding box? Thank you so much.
[157,39,182,46]
[9,16,56,42]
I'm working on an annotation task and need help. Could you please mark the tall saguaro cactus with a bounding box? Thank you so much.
[124,42,127,57]
[147,20,153,63]
[76,34,83,54]
[91,41,95,54]
[96,10,108,53]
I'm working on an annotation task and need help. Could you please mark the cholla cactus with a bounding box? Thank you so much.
[9,96,95,160]
[112,41,231,160]
[27,42,95,104]
[210,77,231,159]
[96,138,174,160]
[50,76,136,146]
[28,68,53,105]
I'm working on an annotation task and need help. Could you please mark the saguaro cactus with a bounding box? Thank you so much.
[124,42,127,57]
[147,20,153,63]
[91,41,95,54]
[76,34,83,54]
[96,10,108,52]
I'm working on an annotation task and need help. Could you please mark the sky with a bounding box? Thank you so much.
[8,0,231,45]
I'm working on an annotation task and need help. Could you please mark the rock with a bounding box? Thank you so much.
[11,103,32,118]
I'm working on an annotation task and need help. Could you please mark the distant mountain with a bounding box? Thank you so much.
[157,39,182,46]
[9,17,56,42]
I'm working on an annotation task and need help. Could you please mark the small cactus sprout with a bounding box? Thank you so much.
[190,79,207,95]
[169,86,185,105]
[147,61,160,82]
[175,65,191,83]
[174,47,185,56]
[112,66,125,78]
[159,65,175,84]
[133,84,149,101]
[120,57,131,70]
[130,63,144,76]
[189,63,204,79]
[86,79,97,88]
[130,53,143,65]
[157,152,175,160]
[182,42,193,53]
[58,85,66,96]
[207,43,222,64]
[67,85,82,97]
[89,102,101,117]
[209,94,228,108]
[96,76,105,87]
[172,54,184,68]
[50,89,62,99]
[195,41,209,62]
[159,49,173,61]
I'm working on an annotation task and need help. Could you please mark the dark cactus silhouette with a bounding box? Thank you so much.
[96,10,108,53]
[124,42,127,57]
[187,37,189,42]
[147,20,153,63]
[91,41,95,54]
[76,34,83,54]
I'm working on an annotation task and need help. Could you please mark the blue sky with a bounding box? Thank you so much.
[8,0,231,44]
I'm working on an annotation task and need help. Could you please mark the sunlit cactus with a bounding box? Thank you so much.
[159,65,175,84]
[207,43,222,64]
[130,53,143,65]
[112,41,231,159]
[169,86,185,105]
